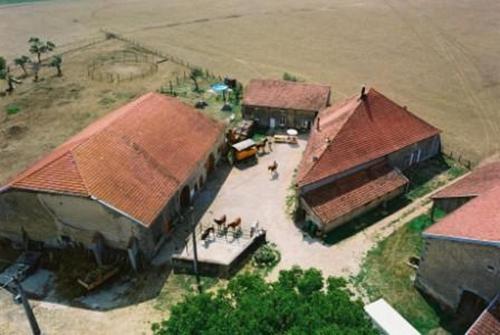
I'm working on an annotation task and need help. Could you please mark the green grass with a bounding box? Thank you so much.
[405,155,467,200]
[354,212,459,334]
[324,155,467,244]
[5,104,21,115]
[155,274,220,311]
[159,76,242,124]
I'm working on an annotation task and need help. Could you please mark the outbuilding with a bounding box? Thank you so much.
[297,87,441,233]
[242,79,331,130]
[0,92,225,267]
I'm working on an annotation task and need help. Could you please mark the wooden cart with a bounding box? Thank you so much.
[232,139,257,162]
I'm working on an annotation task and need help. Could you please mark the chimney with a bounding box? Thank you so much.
[360,85,367,100]
[316,117,321,131]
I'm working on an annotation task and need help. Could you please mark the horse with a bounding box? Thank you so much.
[268,161,278,173]
[201,226,215,241]
[255,138,268,154]
[227,217,242,231]
[213,214,226,230]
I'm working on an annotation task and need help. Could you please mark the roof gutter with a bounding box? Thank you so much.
[422,233,500,248]
[91,196,146,227]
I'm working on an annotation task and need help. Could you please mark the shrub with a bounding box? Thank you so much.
[6,104,21,115]
[252,243,280,269]
[283,72,299,82]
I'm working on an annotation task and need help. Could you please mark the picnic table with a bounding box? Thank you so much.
[273,134,298,144]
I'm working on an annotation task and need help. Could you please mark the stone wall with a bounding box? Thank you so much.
[388,135,441,171]
[416,238,500,310]
[242,105,317,130]
[0,190,157,255]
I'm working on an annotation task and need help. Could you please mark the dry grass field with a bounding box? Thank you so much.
[0,37,189,182]
[2,0,500,168]
[0,1,499,333]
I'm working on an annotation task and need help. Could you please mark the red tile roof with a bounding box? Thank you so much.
[302,162,408,224]
[424,185,500,244]
[467,295,500,335]
[433,162,500,199]
[297,88,440,186]
[243,79,331,112]
[2,93,224,226]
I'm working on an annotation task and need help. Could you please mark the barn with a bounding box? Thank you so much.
[416,168,500,316]
[0,92,225,267]
[297,87,441,233]
[242,79,331,130]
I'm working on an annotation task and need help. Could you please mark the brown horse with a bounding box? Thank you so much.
[255,138,268,154]
[268,161,278,173]
[201,226,215,241]
[213,214,226,230]
[227,217,242,231]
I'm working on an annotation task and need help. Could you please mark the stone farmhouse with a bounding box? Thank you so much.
[296,87,441,233]
[0,93,225,267]
[416,164,500,314]
[242,79,331,130]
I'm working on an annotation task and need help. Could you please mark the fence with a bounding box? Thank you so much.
[87,50,158,83]
[100,29,222,78]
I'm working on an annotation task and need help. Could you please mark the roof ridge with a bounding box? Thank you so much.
[368,88,441,133]
[63,150,89,195]
[3,93,157,191]
[6,139,86,189]
[299,95,360,184]
[249,78,330,88]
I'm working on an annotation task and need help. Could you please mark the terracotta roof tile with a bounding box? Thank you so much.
[424,185,500,244]
[467,295,500,335]
[243,79,331,112]
[2,93,225,226]
[433,162,500,199]
[297,88,440,186]
[302,162,408,224]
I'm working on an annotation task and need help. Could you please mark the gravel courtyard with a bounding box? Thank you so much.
[193,136,382,279]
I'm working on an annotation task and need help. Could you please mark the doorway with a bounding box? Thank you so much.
[180,185,191,210]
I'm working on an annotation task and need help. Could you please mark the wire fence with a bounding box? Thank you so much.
[87,50,158,83]
[100,29,222,79]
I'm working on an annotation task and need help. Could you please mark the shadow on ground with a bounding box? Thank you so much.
[321,155,457,245]
[2,162,235,312]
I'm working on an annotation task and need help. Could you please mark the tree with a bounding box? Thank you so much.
[189,67,203,92]
[14,56,31,77]
[49,55,63,76]
[152,267,377,335]
[29,37,56,64]
[31,62,40,82]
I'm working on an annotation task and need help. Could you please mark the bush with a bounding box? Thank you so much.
[252,243,280,269]
[283,72,299,82]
